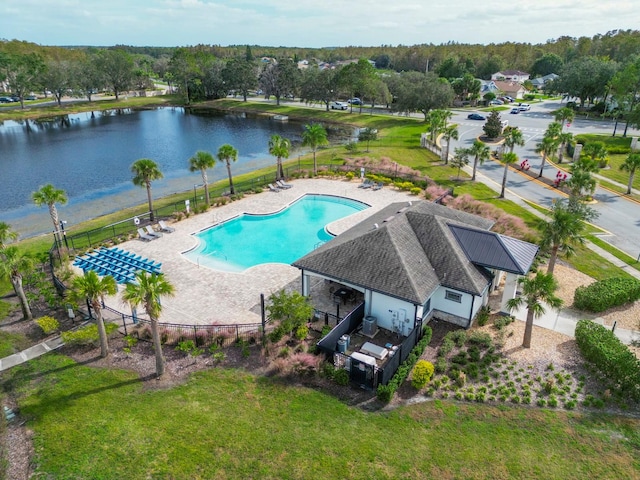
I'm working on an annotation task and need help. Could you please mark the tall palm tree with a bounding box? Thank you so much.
[441,124,459,165]
[567,168,597,200]
[620,152,640,194]
[131,159,163,222]
[507,270,563,348]
[69,270,117,358]
[122,272,175,378]
[539,200,597,275]
[0,246,33,320]
[553,107,575,132]
[499,152,519,198]
[268,134,291,181]
[0,222,18,249]
[469,139,490,181]
[535,135,560,178]
[188,150,216,206]
[301,123,328,176]
[32,184,67,242]
[217,144,239,195]
[502,126,525,154]
[426,109,452,143]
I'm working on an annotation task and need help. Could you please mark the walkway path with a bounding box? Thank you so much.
[0,336,64,372]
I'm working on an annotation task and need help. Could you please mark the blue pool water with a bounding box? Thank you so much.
[184,194,369,272]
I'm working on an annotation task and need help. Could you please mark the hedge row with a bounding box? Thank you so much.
[376,325,433,403]
[575,319,640,401]
[573,277,640,313]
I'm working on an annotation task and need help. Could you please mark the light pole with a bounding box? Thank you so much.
[59,220,69,249]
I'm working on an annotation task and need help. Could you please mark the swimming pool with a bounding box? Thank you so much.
[184,194,369,272]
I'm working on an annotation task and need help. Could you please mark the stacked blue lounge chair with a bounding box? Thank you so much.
[73,247,162,284]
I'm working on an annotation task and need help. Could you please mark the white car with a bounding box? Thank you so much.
[518,103,531,111]
[330,101,348,110]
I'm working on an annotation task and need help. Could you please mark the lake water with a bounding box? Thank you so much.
[0,108,349,239]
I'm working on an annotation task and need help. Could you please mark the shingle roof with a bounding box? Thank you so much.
[293,201,512,304]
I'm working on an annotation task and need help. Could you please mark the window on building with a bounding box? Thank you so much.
[445,290,462,303]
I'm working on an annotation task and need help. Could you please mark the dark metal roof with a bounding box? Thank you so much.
[293,201,504,304]
[449,225,539,275]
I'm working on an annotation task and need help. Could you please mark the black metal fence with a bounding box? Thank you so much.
[104,305,270,347]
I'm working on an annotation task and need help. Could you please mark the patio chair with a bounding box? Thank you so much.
[137,228,155,242]
[158,220,175,233]
[372,182,383,191]
[358,179,373,189]
[277,179,292,189]
[145,225,163,238]
[268,183,281,193]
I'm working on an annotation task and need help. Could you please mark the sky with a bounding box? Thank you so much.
[1,0,639,48]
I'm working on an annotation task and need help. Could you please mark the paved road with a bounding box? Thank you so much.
[449,100,640,257]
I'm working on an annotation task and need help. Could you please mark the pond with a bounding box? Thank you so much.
[0,107,351,238]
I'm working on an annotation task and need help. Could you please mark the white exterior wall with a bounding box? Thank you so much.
[368,290,416,336]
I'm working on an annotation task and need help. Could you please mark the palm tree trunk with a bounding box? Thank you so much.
[150,317,165,377]
[94,303,109,358]
[445,142,450,165]
[11,275,32,320]
[522,309,535,348]
[472,157,478,181]
[313,151,317,176]
[49,204,61,242]
[538,155,546,178]
[146,183,155,222]
[277,158,284,181]
[226,162,235,195]
[628,172,635,195]
[500,164,509,198]
[546,245,559,275]
[202,170,210,206]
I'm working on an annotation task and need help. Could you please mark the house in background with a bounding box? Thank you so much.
[293,201,538,387]
[530,73,559,90]
[480,80,500,97]
[491,70,531,83]
[493,80,528,100]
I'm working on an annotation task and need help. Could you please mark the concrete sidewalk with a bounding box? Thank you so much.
[0,336,64,372]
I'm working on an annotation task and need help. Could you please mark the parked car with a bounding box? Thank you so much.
[348,98,362,105]
[518,104,531,111]
[489,99,504,105]
[0,97,12,103]
[467,113,486,120]
[25,95,38,101]
[510,108,520,114]
[330,101,349,110]
[504,96,515,102]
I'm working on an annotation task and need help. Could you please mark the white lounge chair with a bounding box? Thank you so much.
[145,225,163,238]
[268,183,281,193]
[276,180,292,189]
[158,220,175,233]
[137,228,155,242]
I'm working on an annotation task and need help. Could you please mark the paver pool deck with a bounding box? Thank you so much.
[104,179,415,325]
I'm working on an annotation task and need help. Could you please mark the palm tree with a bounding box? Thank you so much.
[539,200,597,275]
[188,151,216,206]
[469,139,490,181]
[582,142,609,168]
[441,124,459,165]
[268,134,291,181]
[426,109,452,143]
[553,107,575,132]
[506,270,563,348]
[131,159,163,222]
[217,144,239,195]
[69,270,117,358]
[0,246,33,320]
[567,168,597,201]
[301,123,328,176]
[502,126,525,154]
[557,132,574,164]
[620,152,640,194]
[450,147,470,180]
[122,272,175,378]
[0,222,18,249]
[535,135,559,178]
[499,152,519,198]
[32,184,67,242]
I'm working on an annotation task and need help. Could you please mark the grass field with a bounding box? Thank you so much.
[3,354,638,479]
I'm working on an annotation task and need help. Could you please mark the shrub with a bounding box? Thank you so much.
[494,316,514,330]
[61,323,118,346]
[321,362,336,379]
[35,315,59,335]
[475,306,490,327]
[468,331,492,349]
[574,277,640,313]
[434,357,447,374]
[575,319,640,401]
[294,325,309,341]
[334,368,350,386]
[412,360,435,389]
[176,340,204,357]
[410,187,422,196]
[438,337,455,357]
[320,325,332,337]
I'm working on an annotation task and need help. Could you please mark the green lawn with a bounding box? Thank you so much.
[4,354,639,479]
